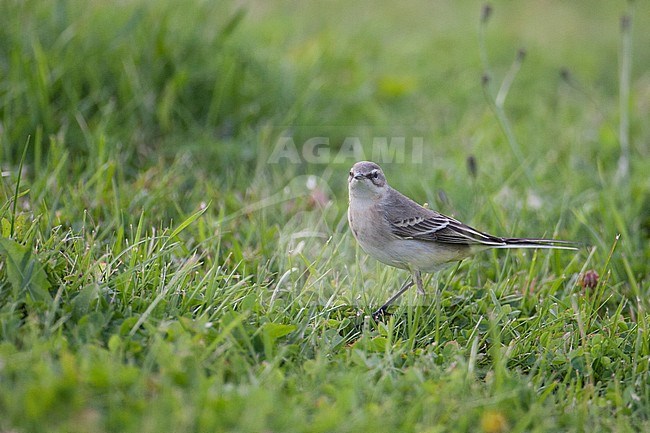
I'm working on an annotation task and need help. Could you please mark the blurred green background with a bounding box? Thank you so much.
[1,1,649,432]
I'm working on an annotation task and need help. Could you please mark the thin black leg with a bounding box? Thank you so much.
[414,270,424,295]
[372,277,414,319]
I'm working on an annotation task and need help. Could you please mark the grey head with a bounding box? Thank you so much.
[348,161,389,197]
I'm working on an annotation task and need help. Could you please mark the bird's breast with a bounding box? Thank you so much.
[348,201,385,243]
[348,201,407,269]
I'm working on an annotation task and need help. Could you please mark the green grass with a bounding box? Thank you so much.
[1,0,649,431]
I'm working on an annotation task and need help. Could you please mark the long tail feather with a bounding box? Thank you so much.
[493,238,579,250]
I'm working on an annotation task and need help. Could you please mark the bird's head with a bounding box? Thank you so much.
[348,161,388,199]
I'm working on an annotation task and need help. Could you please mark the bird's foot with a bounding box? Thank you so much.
[371,306,390,321]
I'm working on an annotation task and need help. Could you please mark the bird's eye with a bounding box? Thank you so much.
[349,171,353,177]
[372,171,379,179]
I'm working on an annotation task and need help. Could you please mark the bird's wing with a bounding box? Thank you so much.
[390,213,506,246]
[383,189,577,249]
[384,188,506,246]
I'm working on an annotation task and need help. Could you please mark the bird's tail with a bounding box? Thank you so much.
[493,238,579,251]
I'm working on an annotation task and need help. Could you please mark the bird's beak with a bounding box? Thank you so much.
[353,174,365,180]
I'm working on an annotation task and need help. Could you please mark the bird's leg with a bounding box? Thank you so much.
[414,270,425,295]
[372,277,414,319]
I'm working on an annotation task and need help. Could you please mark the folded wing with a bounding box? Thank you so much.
[384,188,577,250]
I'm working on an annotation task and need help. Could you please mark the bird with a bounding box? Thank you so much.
[347,160,577,318]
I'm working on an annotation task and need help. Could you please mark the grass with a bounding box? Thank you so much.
[1,0,649,431]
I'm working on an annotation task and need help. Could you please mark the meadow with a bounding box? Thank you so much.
[1,1,649,431]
